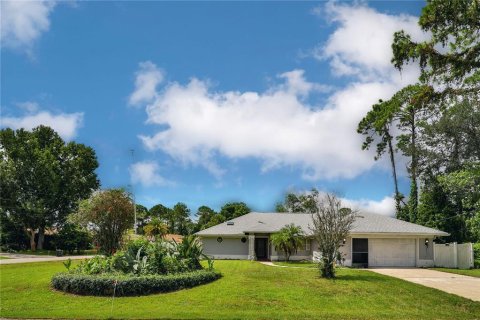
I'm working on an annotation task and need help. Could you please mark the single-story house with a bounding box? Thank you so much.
[196,212,449,267]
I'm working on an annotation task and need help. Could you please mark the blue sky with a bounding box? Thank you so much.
[1,1,427,216]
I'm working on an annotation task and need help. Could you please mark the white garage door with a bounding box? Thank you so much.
[370,238,416,267]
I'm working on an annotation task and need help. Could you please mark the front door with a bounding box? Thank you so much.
[255,238,268,260]
[352,238,368,267]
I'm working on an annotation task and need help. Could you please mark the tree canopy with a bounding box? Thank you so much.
[70,188,134,255]
[357,0,480,242]
[0,126,99,250]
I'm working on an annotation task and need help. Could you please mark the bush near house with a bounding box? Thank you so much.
[51,235,219,296]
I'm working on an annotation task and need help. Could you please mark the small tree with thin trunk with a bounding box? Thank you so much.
[310,193,358,278]
[70,188,134,255]
[270,224,304,261]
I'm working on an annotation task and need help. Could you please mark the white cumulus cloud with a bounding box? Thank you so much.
[129,161,173,187]
[134,3,424,181]
[138,70,396,180]
[316,2,428,80]
[1,109,84,140]
[1,0,56,52]
[341,196,396,216]
[129,61,164,107]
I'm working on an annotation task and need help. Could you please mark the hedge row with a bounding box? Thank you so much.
[51,270,221,296]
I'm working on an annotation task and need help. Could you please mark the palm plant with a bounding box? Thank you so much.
[175,235,210,270]
[270,224,304,261]
[143,217,169,240]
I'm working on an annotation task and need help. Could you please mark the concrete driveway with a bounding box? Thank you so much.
[370,268,480,302]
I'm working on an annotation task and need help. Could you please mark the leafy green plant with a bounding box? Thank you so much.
[63,258,72,271]
[474,243,480,268]
[271,224,305,261]
[55,223,92,254]
[75,256,113,275]
[174,235,206,270]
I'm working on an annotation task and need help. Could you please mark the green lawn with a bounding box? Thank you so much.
[431,268,480,278]
[16,249,98,256]
[273,260,318,268]
[1,260,479,319]
[0,256,10,260]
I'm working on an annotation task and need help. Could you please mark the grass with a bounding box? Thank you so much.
[272,260,318,268]
[1,260,479,319]
[15,249,98,256]
[431,268,480,278]
[0,256,10,260]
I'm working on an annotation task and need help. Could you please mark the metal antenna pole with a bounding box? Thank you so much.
[130,149,137,234]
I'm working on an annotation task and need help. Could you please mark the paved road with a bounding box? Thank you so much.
[0,253,92,265]
[370,268,480,302]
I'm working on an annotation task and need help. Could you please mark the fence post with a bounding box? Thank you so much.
[453,242,458,269]
[469,242,474,268]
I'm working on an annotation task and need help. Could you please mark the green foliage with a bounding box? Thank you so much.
[270,224,304,261]
[70,188,134,256]
[54,223,92,254]
[135,204,150,235]
[175,235,206,270]
[71,235,208,277]
[473,243,480,268]
[358,0,480,242]
[75,256,114,275]
[62,259,72,271]
[148,202,194,235]
[194,206,219,231]
[276,189,319,213]
[0,126,99,250]
[52,235,219,296]
[143,217,168,240]
[0,210,29,251]
[311,194,358,279]
[220,202,250,220]
[172,202,193,235]
[392,0,479,95]
[51,270,221,296]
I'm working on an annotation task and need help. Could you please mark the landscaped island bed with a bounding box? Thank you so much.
[52,270,220,296]
[1,260,479,319]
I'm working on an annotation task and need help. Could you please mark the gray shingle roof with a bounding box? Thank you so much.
[195,212,449,237]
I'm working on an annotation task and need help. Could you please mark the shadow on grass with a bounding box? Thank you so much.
[315,272,390,282]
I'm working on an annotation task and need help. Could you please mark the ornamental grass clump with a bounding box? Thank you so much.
[52,235,220,296]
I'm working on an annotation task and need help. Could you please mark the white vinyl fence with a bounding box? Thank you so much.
[434,243,474,269]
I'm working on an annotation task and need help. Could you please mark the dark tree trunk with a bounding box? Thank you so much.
[409,109,418,223]
[385,126,401,215]
[37,227,45,250]
[321,251,336,279]
[28,229,36,251]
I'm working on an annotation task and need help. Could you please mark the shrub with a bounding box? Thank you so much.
[55,223,92,254]
[75,256,114,275]
[70,189,134,255]
[51,270,221,296]
[473,243,480,268]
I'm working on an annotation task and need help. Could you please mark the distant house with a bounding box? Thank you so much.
[163,234,184,243]
[196,212,448,267]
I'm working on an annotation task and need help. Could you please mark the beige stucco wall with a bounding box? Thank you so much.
[201,237,249,259]
[270,238,312,261]
[310,237,352,266]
